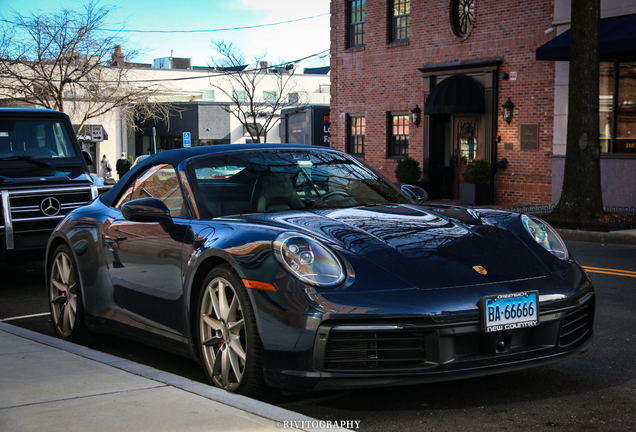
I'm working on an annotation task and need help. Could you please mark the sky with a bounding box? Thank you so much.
[0,0,331,68]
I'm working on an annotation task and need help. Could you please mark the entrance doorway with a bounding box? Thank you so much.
[428,115,482,200]
[453,116,481,199]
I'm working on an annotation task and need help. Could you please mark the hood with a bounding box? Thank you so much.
[244,205,550,290]
[0,165,92,187]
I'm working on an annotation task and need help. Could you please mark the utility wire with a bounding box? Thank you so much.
[1,13,330,34]
[100,13,330,33]
[114,49,331,84]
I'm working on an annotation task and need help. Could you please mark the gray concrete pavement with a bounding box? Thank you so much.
[0,323,351,432]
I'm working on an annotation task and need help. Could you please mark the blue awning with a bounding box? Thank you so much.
[536,13,636,61]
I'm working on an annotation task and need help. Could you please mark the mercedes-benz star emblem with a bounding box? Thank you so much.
[40,197,61,216]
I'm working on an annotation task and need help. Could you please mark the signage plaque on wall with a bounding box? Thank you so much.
[520,124,539,150]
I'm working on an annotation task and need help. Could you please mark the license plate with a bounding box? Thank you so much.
[481,291,539,333]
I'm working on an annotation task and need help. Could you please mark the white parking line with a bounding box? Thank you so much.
[0,312,49,322]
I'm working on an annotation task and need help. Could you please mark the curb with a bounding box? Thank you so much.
[0,322,349,432]
[557,228,636,245]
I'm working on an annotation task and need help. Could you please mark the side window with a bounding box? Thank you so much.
[348,0,366,48]
[115,164,186,218]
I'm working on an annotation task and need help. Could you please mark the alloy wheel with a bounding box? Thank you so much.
[49,251,78,337]
[199,276,247,391]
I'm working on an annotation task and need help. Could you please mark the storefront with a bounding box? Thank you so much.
[537,13,636,207]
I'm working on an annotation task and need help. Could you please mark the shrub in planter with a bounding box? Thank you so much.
[460,159,494,205]
[461,159,491,184]
[395,157,422,184]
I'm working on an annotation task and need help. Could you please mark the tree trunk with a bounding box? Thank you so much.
[554,0,603,216]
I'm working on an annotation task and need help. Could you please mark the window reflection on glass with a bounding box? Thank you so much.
[389,114,409,157]
[599,60,636,153]
[599,62,614,153]
[348,0,366,48]
[349,116,365,155]
[459,122,477,164]
[617,61,636,153]
[391,0,410,42]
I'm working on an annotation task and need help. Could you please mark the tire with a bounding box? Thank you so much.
[48,244,91,343]
[196,264,271,399]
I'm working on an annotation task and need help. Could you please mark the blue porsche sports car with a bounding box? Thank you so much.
[45,144,594,399]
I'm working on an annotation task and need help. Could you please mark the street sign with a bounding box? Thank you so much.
[183,132,191,148]
[91,125,104,142]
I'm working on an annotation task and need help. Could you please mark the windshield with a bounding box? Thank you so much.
[191,150,412,217]
[0,120,77,160]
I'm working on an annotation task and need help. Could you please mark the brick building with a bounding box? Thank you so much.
[330,0,636,206]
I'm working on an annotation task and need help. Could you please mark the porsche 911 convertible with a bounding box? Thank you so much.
[45,144,594,399]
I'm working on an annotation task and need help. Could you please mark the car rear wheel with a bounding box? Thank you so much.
[197,265,270,398]
[48,244,91,343]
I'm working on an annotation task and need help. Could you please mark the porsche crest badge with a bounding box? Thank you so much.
[473,266,488,275]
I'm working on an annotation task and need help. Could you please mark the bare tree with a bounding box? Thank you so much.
[554,0,603,215]
[0,1,172,131]
[209,41,301,143]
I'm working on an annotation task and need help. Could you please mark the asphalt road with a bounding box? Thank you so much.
[1,240,635,432]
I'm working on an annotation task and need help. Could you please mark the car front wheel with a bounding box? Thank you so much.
[197,265,270,398]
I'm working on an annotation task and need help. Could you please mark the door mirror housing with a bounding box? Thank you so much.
[121,197,174,231]
[401,184,429,203]
[83,150,94,166]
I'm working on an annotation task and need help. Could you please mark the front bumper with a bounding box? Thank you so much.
[259,290,595,392]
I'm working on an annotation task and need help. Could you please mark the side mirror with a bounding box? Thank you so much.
[401,184,429,203]
[83,151,94,166]
[121,197,174,231]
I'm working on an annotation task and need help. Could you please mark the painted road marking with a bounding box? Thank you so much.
[582,266,636,278]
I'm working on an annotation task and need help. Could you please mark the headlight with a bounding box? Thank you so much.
[521,214,569,260]
[273,232,345,287]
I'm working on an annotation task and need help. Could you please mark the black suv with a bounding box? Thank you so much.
[0,108,108,263]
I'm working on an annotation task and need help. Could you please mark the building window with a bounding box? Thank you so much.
[600,60,636,154]
[389,114,409,157]
[289,93,299,104]
[451,0,475,38]
[390,0,410,43]
[202,90,214,101]
[232,90,246,103]
[348,0,365,48]
[263,91,277,103]
[348,115,365,156]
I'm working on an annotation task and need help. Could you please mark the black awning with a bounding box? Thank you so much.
[536,13,636,61]
[424,74,485,115]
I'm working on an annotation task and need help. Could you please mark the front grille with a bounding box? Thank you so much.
[9,189,92,221]
[323,330,427,371]
[1,186,94,252]
[559,301,594,347]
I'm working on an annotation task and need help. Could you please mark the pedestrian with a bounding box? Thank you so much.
[116,152,131,180]
[100,154,112,180]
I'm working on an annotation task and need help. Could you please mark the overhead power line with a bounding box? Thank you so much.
[98,13,330,34]
[119,49,331,84]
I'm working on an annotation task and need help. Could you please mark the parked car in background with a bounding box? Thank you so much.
[132,154,150,167]
[0,108,109,263]
[45,144,594,399]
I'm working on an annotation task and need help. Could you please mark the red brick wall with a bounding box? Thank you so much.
[331,0,556,205]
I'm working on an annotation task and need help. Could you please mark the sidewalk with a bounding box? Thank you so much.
[0,323,350,432]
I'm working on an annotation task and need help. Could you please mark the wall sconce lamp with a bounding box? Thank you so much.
[411,104,422,127]
[502,98,515,124]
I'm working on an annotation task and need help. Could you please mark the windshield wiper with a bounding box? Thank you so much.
[0,155,51,167]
